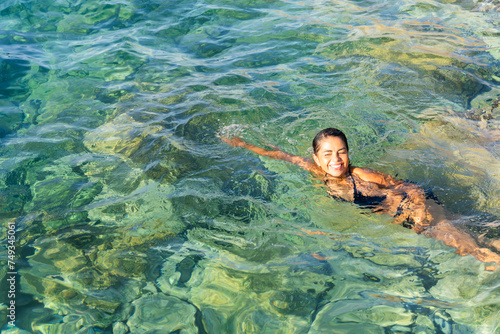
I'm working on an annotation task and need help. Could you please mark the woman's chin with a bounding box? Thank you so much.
[326,169,347,178]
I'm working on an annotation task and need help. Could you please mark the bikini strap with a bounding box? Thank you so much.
[349,172,360,200]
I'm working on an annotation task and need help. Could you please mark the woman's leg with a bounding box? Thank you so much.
[423,201,500,266]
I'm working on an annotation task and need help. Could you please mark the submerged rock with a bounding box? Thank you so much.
[230,306,310,333]
[0,185,31,218]
[378,93,500,216]
[156,247,335,333]
[21,268,132,331]
[19,221,164,330]
[0,329,33,334]
[113,321,129,334]
[268,290,316,316]
[311,300,413,333]
[337,304,413,327]
[0,100,24,138]
[127,293,198,333]
[316,34,496,105]
[86,182,184,248]
[32,316,85,334]
[472,0,500,12]
[93,249,150,280]
[83,113,164,159]
[82,111,189,185]
[79,157,144,195]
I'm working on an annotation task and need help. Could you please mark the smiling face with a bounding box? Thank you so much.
[313,135,350,178]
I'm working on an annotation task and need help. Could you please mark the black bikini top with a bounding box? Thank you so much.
[323,172,387,211]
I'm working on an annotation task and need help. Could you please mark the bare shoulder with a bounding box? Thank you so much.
[351,166,396,186]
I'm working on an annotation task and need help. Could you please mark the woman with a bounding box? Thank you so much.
[223,127,500,267]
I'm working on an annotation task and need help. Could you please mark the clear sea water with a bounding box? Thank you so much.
[1,0,500,333]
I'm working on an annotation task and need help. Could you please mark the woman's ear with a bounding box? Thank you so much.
[313,154,320,167]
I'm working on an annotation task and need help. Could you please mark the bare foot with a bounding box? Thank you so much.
[471,247,500,266]
[489,240,500,253]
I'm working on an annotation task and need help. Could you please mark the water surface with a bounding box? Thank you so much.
[1,0,500,332]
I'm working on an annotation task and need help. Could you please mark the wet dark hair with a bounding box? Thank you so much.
[312,127,349,154]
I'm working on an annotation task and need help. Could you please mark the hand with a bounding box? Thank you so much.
[391,205,430,234]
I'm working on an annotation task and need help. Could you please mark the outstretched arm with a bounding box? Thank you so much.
[222,137,324,176]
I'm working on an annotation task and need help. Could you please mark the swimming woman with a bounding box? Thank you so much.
[222,127,500,267]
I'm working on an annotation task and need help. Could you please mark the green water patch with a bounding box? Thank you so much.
[0,59,32,103]
[9,182,185,331]
[151,193,497,333]
[153,4,266,59]
[375,105,500,216]
[317,35,497,106]
[0,101,25,139]
[0,152,102,231]
[155,242,336,332]
[127,293,199,333]
[0,0,137,35]
[1,0,500,332]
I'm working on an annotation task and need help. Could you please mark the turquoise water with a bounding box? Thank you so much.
[1,0,500,332]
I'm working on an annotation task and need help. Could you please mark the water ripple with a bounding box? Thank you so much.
[1,0,500,332]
